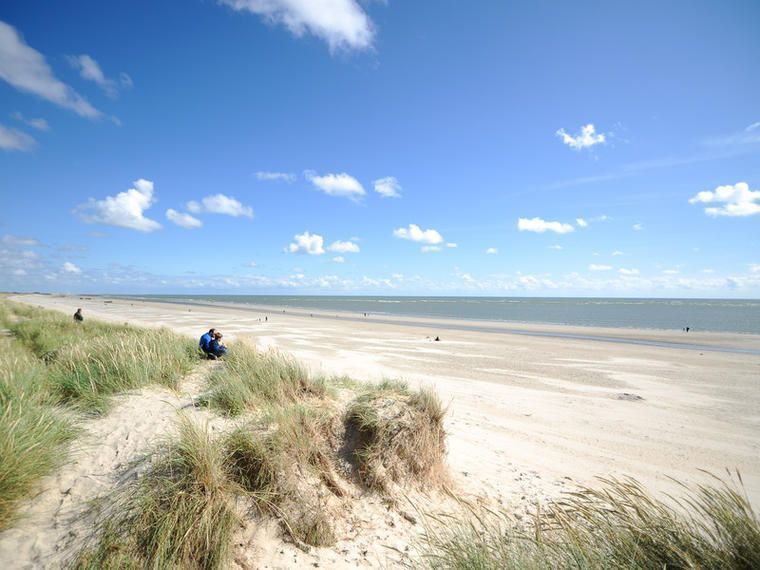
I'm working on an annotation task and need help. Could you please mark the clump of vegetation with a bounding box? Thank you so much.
[0,299,201,529]
[345,379,447,493]
[206,343,326,415]
[0,343,78,529]
[413,474,760,570]
[75,417,239,570]
[224,404,343,547]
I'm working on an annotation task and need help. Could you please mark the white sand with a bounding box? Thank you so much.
[2,293,759,568]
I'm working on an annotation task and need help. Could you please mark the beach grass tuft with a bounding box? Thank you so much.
[413,474,760,569]
[345,380,447,493]
[74,417,239,570]
[206,343,326,415]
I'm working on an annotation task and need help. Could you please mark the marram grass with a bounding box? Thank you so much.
[413,473,760,570]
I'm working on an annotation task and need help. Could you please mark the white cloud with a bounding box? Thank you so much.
[332,256,345,263]
[2,234,40,246]
[75,179,162,233]
[0,123,35,151]
[328,240,360,253]
[702,121,760,146]
[446,243,457,248]
[393,224,443,244]
[749,263,760,274]
[421,245,441,253]
[486,247,498,254]
[256,171,296,182]
[186,194,254,217]
[589,264,612,271]
[219,0,375,51]
[305,171,365,200]
[632,223,644,231]
[576,217,588,228]
[373,176,401,198]
[62,261,81,274]
[663,269,679,275]
[0,21,100,118]
[612,250,624,256]
[166,208,202,229]
[67,54,129,98]
[618,268,639,275]
[548,245,563,250]
[688,182,760,217]
[517,217,574,234]
[287,231,325,255]
[12,111,48,131]
[556,123,606,150]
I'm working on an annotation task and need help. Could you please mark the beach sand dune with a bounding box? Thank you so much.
[2,293,759,567]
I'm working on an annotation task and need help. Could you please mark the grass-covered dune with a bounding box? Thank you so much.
[0,299,200,529]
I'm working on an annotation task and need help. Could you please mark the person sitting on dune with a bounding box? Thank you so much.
[199,328,215,354]
[73,308,84,322]
[207,331,228,359]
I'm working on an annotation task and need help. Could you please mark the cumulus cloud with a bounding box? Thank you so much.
[332,256,345,263]
[62,261,81,274]
[0,21,100,118]
[67,54,131,98]
[618,268,639,275]
[219,0,375,51]
[256,171,296,182]
[0,123,35,151]
[589,264,612,271]
[328,240,360,253]
[166,209,202,229]
[373,176,401,198]
[305,171,365,200]
[75,179,162,232]
[576,218,588,228]
[187,194,254,217]
[688,182,760,217]
[446,243,457,248]
[486,247,498,254]
[556,124,606,150]
[421,245,441,253]
[393,224,443,244]
[517,217,574,234]
[287,231,325,255]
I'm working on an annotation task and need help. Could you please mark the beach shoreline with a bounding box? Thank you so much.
[11,293,760,508]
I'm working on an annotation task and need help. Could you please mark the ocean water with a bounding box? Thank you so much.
[129,296,760,335]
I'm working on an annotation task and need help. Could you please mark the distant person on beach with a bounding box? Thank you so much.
[73,308,84,322]
[207,331,227,359]
[199,328,215,354]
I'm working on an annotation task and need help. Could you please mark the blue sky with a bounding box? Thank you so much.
[1,0,759,297]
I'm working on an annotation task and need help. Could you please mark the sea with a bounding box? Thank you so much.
[125,296,760,335]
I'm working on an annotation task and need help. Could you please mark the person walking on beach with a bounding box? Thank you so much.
[207,331,227,359]
[73,308,84,322]
[199,328,215,354]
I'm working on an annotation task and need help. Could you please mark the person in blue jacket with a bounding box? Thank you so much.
[207,331,228,359]
[199,328,215,354]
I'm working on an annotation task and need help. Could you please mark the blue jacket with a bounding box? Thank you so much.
[199,332,212,352]
[209,338,227,356]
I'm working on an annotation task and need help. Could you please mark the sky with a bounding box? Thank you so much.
[1,0,759,297]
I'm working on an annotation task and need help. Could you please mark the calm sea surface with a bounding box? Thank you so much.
[127,296,760,335]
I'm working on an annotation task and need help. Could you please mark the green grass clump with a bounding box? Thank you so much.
[207,343,326,415]
[414,475,760,570]
[0,342,78,529]
[75,417,239,570]
[224,404,341,547]
[345,380,447,492]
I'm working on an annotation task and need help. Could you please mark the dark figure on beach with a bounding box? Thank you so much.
[207,331,228,359]
[199,328,216,354]
[73,308,84,322]
[434,336,440,342]
[686,327,690,333]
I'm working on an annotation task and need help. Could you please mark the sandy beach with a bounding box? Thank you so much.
[2,293,759,567]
